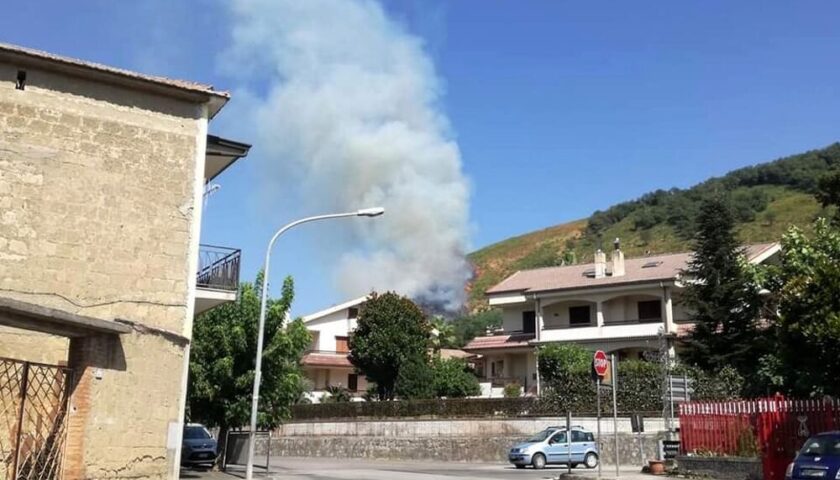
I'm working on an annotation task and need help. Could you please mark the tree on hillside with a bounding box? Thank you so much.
[349,292,431,400]
[187,274,311,458]
[816,170,840,223]
[681,196,765,377]
[775,220,840,396]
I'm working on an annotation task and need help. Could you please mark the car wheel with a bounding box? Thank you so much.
[571,463,579,468]
[532,453,546,470]
[584,452,598,469]
[515,464,526,469]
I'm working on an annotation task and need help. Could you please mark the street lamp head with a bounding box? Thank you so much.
[357,207,385,217]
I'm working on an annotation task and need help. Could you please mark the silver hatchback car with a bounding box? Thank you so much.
[508,426,600,470]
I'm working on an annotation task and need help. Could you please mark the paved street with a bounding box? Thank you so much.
[183,458,658,480]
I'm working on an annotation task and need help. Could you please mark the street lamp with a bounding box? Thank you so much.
[245,207,384,479]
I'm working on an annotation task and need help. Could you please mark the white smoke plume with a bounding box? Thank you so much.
[226,0,471,309]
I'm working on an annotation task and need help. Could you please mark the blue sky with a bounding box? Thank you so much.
[4,1,840,315]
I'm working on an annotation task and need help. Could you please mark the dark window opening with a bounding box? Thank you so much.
[15,70,26,90]
[348,307,359,319]
[348,373,358,391]
[638,300,662,322]
[522,310,536,333]
[569,305,591,326]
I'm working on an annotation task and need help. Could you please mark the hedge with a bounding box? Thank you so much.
[290,397,660,421]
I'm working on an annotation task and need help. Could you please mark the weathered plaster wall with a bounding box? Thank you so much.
[0,62,204,480]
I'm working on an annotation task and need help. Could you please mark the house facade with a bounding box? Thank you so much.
[0,43,247,480]
[464,240,780,397]
[300,297,370,402]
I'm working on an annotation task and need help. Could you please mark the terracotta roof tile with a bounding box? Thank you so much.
[301,352,352,368]
[463,333,535,352]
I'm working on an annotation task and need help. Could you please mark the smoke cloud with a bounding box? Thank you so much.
[225,0,471,309]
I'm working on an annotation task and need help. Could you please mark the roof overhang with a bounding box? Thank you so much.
[205,135,251,182]
[0,42,230,118]
[0,297,130,338]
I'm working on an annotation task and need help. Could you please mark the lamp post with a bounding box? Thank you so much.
[245,207,385,479]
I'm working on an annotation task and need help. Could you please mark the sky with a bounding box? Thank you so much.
[3,1,840,315]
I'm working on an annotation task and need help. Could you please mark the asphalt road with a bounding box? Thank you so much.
[183,457,655,480]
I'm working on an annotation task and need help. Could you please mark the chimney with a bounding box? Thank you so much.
[611,237,625,277]
[594,249,607,279]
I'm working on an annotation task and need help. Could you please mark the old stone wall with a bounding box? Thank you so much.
[0,61,204,480]
[268,417,674,465]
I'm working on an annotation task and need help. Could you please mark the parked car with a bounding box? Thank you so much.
[508,426,599,470]
[181,423,218,467]
[786,431,840,480]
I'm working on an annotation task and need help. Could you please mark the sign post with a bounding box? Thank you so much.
[611,354,619,478]
[566,411,572,475]
[592,350,608,479]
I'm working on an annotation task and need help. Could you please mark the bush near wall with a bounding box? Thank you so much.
[290,397,663,421]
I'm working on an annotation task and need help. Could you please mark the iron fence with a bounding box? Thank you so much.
[197,245,241,292]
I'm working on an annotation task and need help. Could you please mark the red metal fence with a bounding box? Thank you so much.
[679,396,840,480]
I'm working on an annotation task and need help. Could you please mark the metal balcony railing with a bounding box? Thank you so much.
[197,244,241,292]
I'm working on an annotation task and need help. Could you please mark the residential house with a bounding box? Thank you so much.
[464,240,780,397]
[0,43,247,480]
[300,297,369,402]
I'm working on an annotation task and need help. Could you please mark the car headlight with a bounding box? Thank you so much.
[785,462,793,479]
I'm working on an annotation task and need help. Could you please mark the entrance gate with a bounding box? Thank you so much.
[0,357,71,480]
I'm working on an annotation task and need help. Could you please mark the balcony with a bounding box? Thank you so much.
[539,319,664,343]
[195,244,241,316]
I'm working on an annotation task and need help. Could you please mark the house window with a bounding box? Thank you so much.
[522,311,536,333]
[491,360,504,377]
[348,373,358,391]
[638,300,661,322]
[569,305,591,326]
[348,307,359,319]
[335,336,349,353]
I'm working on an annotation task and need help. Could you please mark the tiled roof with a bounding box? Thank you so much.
[301,352,352,368]
[0,42,228,99]
[438,348,474,360]
[463,333,535,352]
[486,243,779,295]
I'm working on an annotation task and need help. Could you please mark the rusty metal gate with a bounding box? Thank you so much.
[0,357,71,480]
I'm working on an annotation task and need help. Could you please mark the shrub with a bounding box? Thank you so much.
[395,355,435,400]
[432,358,480,398]
[322,385,352,403]
[503,383,522,398]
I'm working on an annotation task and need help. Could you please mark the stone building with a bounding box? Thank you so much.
[0,43,248,479]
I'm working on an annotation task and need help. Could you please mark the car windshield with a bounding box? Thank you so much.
[800,436,840,457]
[184,426,211,440]
[526,430,555,442]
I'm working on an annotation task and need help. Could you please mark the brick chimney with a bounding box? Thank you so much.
[594,249,607,278]
[611,237,625,277]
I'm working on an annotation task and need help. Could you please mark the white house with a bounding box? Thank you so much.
[300,296,370,402]
[464,240,781,397]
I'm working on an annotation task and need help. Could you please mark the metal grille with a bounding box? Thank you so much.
[0,358,71,480]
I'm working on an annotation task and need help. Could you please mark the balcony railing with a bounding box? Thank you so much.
[544,318,663,329]
[197,244,241,292]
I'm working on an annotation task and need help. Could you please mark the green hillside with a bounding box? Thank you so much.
[467,143,840,310]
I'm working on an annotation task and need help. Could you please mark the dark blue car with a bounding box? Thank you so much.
[181,424,218,467]
[786,432,840,480]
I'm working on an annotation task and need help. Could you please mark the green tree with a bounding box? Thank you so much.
[394,355,435,399]
[816,170,840,223]
[451,309,502,347]
[775,220,840,396]
[187,274,311,458]
[430,316,458,351]
[432,358,480,398]
[349,292,431,400]
[681,196,765,378]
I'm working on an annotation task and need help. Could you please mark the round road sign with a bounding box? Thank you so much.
[593,350,609,377]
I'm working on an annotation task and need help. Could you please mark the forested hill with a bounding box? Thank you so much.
[467,142,840,309]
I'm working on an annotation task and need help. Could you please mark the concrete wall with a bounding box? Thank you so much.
[0,61,207,479]
[0,325,68,364]
[268,417,673,465]
[501,305,530,332]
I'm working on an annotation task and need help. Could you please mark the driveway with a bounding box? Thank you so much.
[182,457,660,480]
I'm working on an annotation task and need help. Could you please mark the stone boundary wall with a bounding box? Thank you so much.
[676,455,762,480]
[267,417,677,465]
